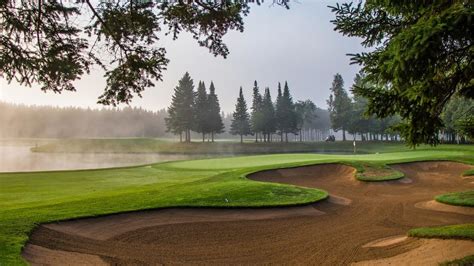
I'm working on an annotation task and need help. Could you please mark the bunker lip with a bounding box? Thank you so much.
[24,161,473,265]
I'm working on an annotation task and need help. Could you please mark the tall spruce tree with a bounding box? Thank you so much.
[327,74,352,141]
[250,81,264,142]
[275,82,285,142]
[194,81,209,142]
[207,81,225,142]
[281,81,297,142]
[261,87,276,142]
[230,87,252,143]
[165,72,195,142]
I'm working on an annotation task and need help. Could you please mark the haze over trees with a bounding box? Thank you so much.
[0,102,168,138]
[2,1,470,146]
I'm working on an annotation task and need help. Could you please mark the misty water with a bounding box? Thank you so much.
[0,141,197,172]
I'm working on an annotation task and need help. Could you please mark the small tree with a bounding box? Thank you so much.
[230,87,252,143]
[207,81,225,142]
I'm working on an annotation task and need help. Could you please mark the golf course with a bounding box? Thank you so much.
[1,142,474,265]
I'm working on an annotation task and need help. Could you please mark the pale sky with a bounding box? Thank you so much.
[0,1,364,113]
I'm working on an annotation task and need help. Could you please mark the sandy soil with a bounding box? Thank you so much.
[23,161,474,265]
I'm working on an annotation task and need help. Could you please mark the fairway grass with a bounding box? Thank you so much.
[1,149,474,264]
[435,190,474,207]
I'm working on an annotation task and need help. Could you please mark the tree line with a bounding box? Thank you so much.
[0,102,169,138]
[327,72,473,144]
[166,73,332,143]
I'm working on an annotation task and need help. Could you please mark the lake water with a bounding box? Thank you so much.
[0,141,197,172]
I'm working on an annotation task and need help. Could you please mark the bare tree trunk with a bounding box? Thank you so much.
[240,134,243,143]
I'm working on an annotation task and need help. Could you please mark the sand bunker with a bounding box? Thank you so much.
[363,235,408,248]
[355,239,474,266]
[24,162,474,265]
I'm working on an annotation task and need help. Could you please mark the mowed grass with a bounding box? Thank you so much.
[435,190,474,207]
[1,148,474,264]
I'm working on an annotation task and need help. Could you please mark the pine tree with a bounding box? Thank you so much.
[207,81,225,142]
[193,81,209,142]
[261,87,276,142]
[230,87,252,143]
[165,72,195,142]
[281,81,297,142]
[327,74,352,141]
[250,81,263,142]
[275,82,284,142]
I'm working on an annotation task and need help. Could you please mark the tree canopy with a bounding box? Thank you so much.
[1,0,277,105]
[330,1,473,146]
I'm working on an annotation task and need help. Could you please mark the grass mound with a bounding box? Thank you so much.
[408,224,474,240]
[463,169,474,176]
[435,190,474,207]
[351,163,404,181]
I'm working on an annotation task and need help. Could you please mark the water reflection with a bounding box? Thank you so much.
[0,141,197,172]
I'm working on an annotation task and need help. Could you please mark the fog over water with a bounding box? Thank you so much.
[0,141,196,172]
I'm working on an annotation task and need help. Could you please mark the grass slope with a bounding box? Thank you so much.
[436,190,474,207]
[1,148,474,264]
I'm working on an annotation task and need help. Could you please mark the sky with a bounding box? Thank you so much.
[0,0,364,113]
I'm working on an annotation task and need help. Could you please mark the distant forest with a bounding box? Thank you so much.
[0,103,169,138]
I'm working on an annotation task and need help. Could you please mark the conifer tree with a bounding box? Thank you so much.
[281,81,297,142]
[194,81,209,142]
[207,81,225,142]
[275,82,285,142]
[230,87,252,143]
[327,74,352,141]
[261,87,276,142]
[165,72,195,142]
[250,81,263,142]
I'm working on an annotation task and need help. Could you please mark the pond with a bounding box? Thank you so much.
[0,140,199,172]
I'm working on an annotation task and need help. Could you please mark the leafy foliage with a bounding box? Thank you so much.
[330,1,474,146]
[0,0,259,105]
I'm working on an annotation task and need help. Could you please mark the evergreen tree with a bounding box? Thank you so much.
[275,82,285,142]
[230,87,252,143]
[250,81,264,142]
[261,87,276,142]
[327,74,352,141]
[193,81,209,142]
[165,72,195,142]
[207,81,225,142]
[281,81,297,142]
